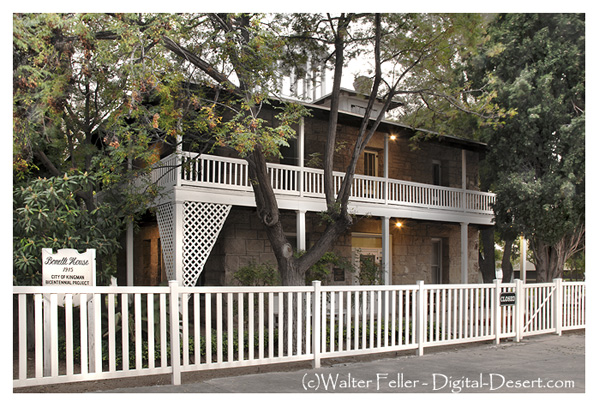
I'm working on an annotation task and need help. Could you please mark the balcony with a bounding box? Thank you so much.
[151,152,496,225]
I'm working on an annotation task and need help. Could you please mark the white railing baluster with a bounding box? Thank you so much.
[18,294,27,380]
[107,294,115,372]
[216,293,223,364]
[193,293,200,366]
[228,292,234,362]
[206,293,212,364]
[268,292,274,359]
[238,293,245,361]
[135,293,142,370]
[287,292,292,356]
[278,293,284,357]
[64,294,73,377]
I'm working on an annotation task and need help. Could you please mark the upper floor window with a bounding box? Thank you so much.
[432,160,442,186]
[364,150,378,177]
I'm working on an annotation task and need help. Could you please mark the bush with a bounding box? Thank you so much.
[233,261,281,286]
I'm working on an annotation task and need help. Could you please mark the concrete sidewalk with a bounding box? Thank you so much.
[103,331,585,393]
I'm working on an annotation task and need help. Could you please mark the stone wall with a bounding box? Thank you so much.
[299,114,480,190]
[202,207,481,287]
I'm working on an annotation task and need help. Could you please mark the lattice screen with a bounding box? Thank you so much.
[182,202,231,287]
[156,203,176,281]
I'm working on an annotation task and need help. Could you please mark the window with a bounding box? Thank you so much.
[364,150,378,177]
[432,160,442,186]
[432,239,442,284]
[351,233,391,285]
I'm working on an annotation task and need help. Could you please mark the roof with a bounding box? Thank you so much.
[311,87,403,111]
[290,96,488,153]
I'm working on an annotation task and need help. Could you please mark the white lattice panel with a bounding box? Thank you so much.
[183,202,231,287]
[156,203,176,281]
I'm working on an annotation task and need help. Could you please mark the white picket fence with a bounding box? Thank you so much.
[13,279,585,388]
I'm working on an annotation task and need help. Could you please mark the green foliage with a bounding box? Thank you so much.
[233,261,281,286]
[472,14,585,245]
[13,172,123,285]
[301,251,352,285]
[465,14,585,279]
[357,255,384,285]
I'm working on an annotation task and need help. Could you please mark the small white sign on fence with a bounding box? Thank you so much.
[42,248,96,287]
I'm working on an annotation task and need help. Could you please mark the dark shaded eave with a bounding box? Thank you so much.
[288,97,488,153]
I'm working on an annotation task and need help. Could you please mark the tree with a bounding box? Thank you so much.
[13,13,183,283]
[468,14,585,282]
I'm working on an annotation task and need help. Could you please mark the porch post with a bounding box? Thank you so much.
[461,149,467,212]
[461,222,469,283]
[173,200,185,284]
[127,156,134,286]
[384,135,389,179]
[297,210,306,251]
[298,117,305,197]
[382,216,390,285]
[126,223,134,286]
[296,117,305,248]
[462,149,467,189]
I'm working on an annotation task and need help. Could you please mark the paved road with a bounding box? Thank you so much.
[103,331,585,394]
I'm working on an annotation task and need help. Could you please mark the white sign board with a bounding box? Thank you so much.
[42,248,96,287]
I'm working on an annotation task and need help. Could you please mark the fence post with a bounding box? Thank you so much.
[312,280,321,369]
[169,280,182,385]
[515,279,524,342]
[493,279,501,345]
[554,278,563,336]
[416,281,425,356]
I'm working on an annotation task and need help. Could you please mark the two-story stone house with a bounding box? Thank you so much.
[117,88,495,288]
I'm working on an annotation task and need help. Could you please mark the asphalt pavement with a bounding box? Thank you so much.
[102,331,585,394]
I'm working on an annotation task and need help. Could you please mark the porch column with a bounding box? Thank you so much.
[126,223,134,286]
[461,222,469,283]
[382,216,391,285]
[462,149,467,212]
[297,210,306,251]
[384,134,389,203]
[298,117,305,196]
[126,156,134,286]
[462,149,467,189]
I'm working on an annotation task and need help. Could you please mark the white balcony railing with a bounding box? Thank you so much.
[153,152,495,215]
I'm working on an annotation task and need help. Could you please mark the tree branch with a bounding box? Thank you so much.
[161,35,243,96]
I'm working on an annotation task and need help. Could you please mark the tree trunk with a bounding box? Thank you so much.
[479,226,496,283]
[501,236,515,283]
[531,239,564,282]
